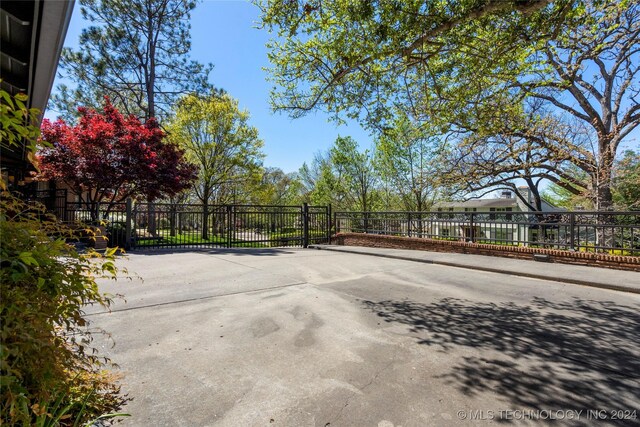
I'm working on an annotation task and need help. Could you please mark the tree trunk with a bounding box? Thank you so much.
[595,144,615,252]
[532,189,543,211]
[144,6,157,237]
[147,199,157,236]
[595,146,614,211]
[90,200,100,224]
[202,201,209,240]
[416,194,424,237]
[362,195,369,233]
[200,185,211,240]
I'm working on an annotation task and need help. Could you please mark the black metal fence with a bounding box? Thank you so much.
[335,210,640,256]
[131,203,331,249]
[25,189,68,219]
[24,191,332,250]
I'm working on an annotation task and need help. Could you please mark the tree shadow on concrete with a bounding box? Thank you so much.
[363,297,640,425]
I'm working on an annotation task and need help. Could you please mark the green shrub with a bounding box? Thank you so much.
[0,192,128,425]
[106,222,127,248]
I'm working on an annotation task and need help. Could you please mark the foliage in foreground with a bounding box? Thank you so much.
[0,90,40,153]
[0,191,128,425]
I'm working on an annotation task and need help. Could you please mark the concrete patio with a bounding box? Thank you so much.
[90,248,640,426]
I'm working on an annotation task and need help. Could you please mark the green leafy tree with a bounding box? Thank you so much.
[297,152,325,200]
[52,0,212,121]
[612,150,640,210]
[375,114,439,211]
[315,160,346,208]
[259,0,639,210]
[298,151,343,207]
[258,0,574,126]
[543,179,594,210]
[254,167,304,205]
[330,136,380,212]
[167,92,264,239]
[215,165,266,205]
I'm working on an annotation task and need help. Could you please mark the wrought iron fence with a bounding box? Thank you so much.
[308,204,332,246]
[130,202,331,249]
[61,201,127,223]
[334,210,640,256]
[24,189,68,219]
[20,194,332,250]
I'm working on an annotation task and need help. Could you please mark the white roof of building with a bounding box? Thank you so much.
[436,188,564,212]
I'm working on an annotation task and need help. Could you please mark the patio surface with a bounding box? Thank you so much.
[90,248,640,426]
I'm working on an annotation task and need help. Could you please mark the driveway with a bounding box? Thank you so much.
[90,248,640,426]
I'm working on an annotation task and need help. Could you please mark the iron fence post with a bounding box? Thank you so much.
[407,212,411,237]
[61,189,68,220]
[303,202,309,248]
[470,212,475,243]
[569,212,575,251]
[125,198,133,250]
[327,204,332,244]
[364,211,369,234]
[226,205,232,248]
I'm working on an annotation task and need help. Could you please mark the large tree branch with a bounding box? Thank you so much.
[525,90,591,123]
[402,0,553,57]
[612,61,640,121]
[544,47,605,132]
[540,173,586,196]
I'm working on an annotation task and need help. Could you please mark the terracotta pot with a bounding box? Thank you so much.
[91,225,108,250]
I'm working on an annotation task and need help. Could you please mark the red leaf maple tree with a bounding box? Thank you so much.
[37,99,196,220]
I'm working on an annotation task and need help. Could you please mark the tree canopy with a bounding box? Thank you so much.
[38,99,196,219]
[612,150,639,210]
[258,0,576,125]
[259,0,639,210]
[331,136,380,212]
[375,113,439,211]
[167,92,264,204]
[52,0,211,121]
[166,92,264,236]
[255,167,304,205]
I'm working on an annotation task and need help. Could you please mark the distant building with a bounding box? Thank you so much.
[434,188,560,213]
[429,188,563,243]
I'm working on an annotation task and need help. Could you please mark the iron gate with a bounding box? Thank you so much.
[131,203,331,249]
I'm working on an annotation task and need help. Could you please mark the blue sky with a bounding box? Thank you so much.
[48,0,637,177]
[47,0,372,174]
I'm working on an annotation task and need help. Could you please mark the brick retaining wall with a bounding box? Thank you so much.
[332,233,640,272]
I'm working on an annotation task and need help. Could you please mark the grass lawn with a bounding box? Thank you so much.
[133,228,330,248]
[134,232,269,248]
[271,230,327,239]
